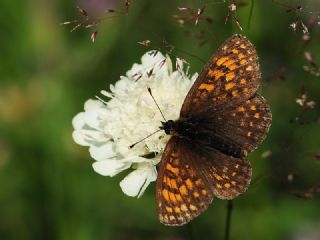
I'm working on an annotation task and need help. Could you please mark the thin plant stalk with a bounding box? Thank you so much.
[224,200,233,240]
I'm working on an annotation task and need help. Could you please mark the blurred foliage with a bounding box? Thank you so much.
[1,0,320,239]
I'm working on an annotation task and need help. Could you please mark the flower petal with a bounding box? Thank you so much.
[93,159,131,177]
[84,99,104,111]
[72,130,91,146]
[120,163,157,197]
[89,142,115,161]
[73,128,108,146]
[72,112,86,130]
[141,51,164,66]
[126,51,167,79]
[137,165,157,198]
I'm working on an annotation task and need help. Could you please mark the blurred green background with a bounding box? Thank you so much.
[1,0,320,239]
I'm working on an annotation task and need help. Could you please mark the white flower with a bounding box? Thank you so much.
[72,51,198,197]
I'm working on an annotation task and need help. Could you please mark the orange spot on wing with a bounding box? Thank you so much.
[195,179,203,186]
[166,163,179,175]
[199,83,214,92]
[174,207,181,213]
[240,79,247,84]
[238,53,245,59]
[224,183,231,188]
[181,204,188,211]
[226,72,235,81]
[185,179,194,190]
[213,173,223,181]
[229,64,238,70]
[170,179,178,189]
[175,194,182,202]
[232,90,239,97]
[162,189,169,201]
[254,113,260,118]
[208,69,215,77]
[190,205,197,211]
[250,105,257,110]
[214,70,224,79]
[223,59,235,67]
[240,59,248,64]
[246,66,253,71]
[225,82,235,90]
[168,192,177,202]
[238,106,245,112]
[216,57,229,66]
[166,207,173,213]
[210,69,225,79]
[179,185,188,195]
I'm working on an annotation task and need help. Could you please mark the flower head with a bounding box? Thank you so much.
[72,51,197,197]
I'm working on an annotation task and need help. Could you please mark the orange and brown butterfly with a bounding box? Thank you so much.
[156,34,272,226]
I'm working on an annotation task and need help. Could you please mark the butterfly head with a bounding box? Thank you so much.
[160,120,176,135]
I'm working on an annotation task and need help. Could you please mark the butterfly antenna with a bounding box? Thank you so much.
[129,128,162,149]
[147,86,167,121]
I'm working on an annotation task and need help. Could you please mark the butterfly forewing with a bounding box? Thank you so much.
[181,34,260,117]
[156,138,214,226]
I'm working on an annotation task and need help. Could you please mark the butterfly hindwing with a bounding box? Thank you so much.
[195,148,252,200]
[202,94,272,153]
[156,137,252,226]
[181,34,260,117]
[156,137,214,226]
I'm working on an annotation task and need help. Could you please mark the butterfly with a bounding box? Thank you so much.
[156,34,272,226]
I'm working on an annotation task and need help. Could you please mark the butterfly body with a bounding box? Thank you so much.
[156,34,272,226]
[161,119,245,158]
